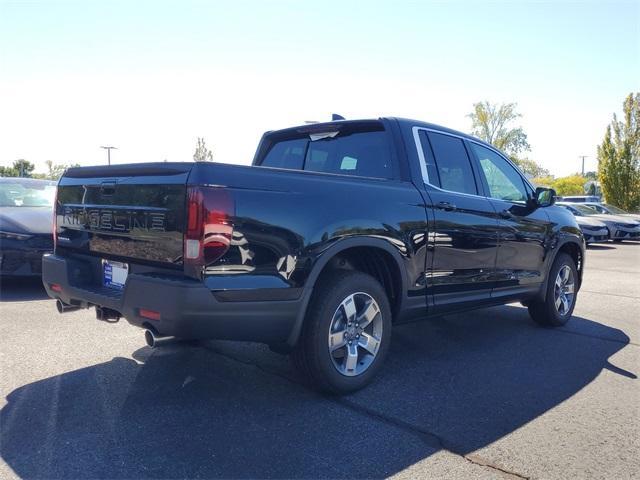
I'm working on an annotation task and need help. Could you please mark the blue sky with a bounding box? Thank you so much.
[1,0,638,175]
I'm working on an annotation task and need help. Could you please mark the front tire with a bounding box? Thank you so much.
[528,252,578,327]
[292,270,392,395]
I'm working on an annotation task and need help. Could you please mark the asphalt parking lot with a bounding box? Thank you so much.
[1,243,638,479]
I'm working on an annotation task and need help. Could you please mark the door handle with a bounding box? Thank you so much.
[437,201,457,211]
[499,209,514,219]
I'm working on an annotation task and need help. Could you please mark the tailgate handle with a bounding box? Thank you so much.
[100,181,116,196]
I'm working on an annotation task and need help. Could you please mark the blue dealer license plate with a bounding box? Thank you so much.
[103,260,129,289]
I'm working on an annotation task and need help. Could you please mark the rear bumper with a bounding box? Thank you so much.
[42,254,309,345]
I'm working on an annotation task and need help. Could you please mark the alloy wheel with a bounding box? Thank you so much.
[327,292,383,377]
[554,265,575,316]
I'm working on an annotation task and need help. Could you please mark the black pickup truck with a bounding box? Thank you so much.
[43,118,585,393]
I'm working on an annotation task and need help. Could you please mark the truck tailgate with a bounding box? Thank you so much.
[55,163,192,267]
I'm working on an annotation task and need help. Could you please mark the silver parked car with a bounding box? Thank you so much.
[0,177,56,277]
[557,202,640,242]
[558,195,601,203]
[583,202,640,222]
[571,216,609,244]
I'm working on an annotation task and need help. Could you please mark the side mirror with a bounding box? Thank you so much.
[535,187,556,207]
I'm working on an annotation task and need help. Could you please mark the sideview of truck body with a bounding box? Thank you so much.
[43,117,583,393]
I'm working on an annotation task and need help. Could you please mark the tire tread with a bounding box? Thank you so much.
[292,270,390,394]
[528,252,577,327]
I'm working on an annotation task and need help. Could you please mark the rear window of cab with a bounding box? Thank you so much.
[257,125,394,180]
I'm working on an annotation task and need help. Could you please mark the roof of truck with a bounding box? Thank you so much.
[264,117,495,150]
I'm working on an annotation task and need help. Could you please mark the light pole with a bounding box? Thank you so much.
[100,146,117,165]
[579,155,588,176]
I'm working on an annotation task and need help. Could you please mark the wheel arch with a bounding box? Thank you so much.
[536,237,585,303]
[285,237,409,348]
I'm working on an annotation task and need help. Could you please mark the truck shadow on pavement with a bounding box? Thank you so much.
[0,305,634,479]
[0,277,49,302]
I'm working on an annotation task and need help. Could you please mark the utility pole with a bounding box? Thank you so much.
[100,146,117,165]
[579,155,588,176]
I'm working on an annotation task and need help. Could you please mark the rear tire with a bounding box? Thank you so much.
[292,270,392,395]
[528,252,578,327]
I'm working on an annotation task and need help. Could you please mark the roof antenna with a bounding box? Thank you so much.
[332,113,345,121]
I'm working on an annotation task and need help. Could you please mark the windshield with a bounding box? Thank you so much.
[0,181,56,207]
[569,204,599,216]
[603,204,628,215]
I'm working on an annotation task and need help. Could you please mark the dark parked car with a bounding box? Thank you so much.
[0,177,56,277]
[43,118,585,393]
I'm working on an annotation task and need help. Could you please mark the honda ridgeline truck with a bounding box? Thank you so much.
[43,118,585,394]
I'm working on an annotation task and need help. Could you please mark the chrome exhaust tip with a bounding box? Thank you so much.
[56,299,80,314]
[144,329,178,348]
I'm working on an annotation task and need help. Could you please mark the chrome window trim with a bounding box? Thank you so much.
[412,126,484,199]
[412,125,535,201]
[412,126,431,184]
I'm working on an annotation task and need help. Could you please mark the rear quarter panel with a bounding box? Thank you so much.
[189,163,428,303]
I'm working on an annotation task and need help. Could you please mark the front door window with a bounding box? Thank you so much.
[471,143,528,203]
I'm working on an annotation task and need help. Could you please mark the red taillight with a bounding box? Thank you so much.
[50,283,62,292]
[139,308,161,321]
[184,186,234,278]
[52,186,58,251]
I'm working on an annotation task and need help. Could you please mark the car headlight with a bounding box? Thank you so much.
[0,231,33,240]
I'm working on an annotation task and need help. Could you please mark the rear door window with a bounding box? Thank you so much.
[259,129,393,179]
[426,132,478,195]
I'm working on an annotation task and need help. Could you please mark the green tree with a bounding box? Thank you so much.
[468,101,548,178]
[468,101,531,156]
[193,137,213,162]
[551,175,588,196]
[14,159,35,177]
[511,157,549,178]
[43,160,79,180]
[597,92,640,210]
[0,159,35,177]
[0,165,16,177]
[530,175,555,188]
